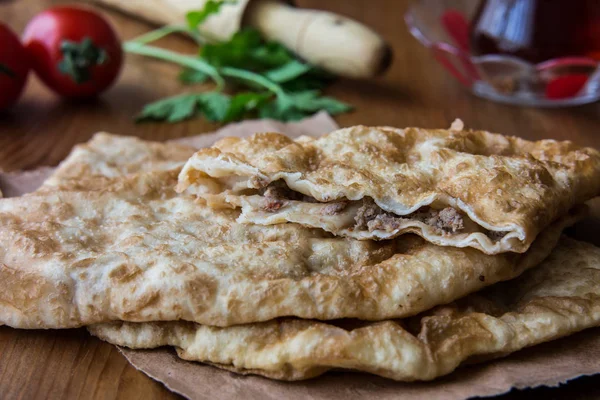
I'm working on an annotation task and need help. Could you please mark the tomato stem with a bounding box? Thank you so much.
[58,37,108,84]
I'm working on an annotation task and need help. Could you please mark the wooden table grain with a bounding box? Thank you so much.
[1,0,599,399]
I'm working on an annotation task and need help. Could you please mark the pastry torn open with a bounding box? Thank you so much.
[177,124,600,254]
[0,133,584,328]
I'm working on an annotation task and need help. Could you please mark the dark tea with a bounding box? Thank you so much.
[470,0,600,63]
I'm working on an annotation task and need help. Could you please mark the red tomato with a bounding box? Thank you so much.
[0,23,30,110]
[23,6,122,98]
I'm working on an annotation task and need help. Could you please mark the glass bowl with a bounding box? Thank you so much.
[405,0,600,107]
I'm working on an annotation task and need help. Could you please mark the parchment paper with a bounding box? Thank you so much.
[1,112,599,399]
[0,113,337,196]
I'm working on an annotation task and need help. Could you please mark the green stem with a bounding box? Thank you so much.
[123,42,288,98]
[129,25,204,46]
[221,67,286,97]
[123,41,224,89]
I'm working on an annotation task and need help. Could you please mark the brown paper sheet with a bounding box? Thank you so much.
[0,167,55,198]
[118,328,600,400]
[1,112,599,399]
[0,112,337,198]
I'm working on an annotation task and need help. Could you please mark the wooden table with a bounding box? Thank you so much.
[1,0,599,398]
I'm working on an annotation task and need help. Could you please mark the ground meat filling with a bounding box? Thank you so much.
[354,199,465,234]
[433,207,465,232]
[260,181,347,214]
[321,201,349,215]
[261,182,291,212]
[258,181,468,235]
[488,230,508,240]
[354,199,383,230]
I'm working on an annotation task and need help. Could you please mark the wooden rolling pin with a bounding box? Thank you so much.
[87,0,392,79]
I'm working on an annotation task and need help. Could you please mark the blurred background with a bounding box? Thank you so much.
[0,0,598,173]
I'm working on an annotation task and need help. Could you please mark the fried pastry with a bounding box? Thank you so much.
[177,124,600,254]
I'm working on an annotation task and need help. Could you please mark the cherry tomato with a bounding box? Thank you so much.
[0,23,30,110]
[23,6,123,98]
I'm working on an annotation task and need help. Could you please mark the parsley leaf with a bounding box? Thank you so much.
[281,68,335,91]
[166,95,198,122]
[309,96,353,114]
[255,91,352,122]
[200,29,304,73]
[128,7,353,124]
[257,95,302,121]
[201,29,263,69]
[225,92,271,121]
[136,91,274,123]
[289,90,353,114]
[136,94,201,123]
[136,92,231,123]
[136,88,352,124]
[179,68,209,84]
[186,0,236,30]
[265,60,312,83]
[248,40,295,68]
[198,92,231,121]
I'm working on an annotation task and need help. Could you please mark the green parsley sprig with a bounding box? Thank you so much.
[123,0,352,123]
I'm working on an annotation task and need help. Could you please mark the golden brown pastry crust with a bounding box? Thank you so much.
[6,132,596,382]
[42,132,195,189]
[1,170,580,328]
[89,237,600,381]
[177,125,600,254]
[0,133,580,328]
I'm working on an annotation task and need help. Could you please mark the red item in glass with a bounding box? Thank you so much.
[470,0,600,63]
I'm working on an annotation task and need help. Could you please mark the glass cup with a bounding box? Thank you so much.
[405,0,600,106]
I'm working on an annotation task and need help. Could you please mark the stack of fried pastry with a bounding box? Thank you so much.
[2,122,600,382]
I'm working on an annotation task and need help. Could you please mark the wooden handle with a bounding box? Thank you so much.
[245,0,392,79]
[86,0,391,78]
[86,0,250,42]
[85,0,198,25]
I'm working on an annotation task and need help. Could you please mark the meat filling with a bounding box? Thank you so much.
[488,230,508,240]
[261,183,289,212]
[259,181,472,235]
[434,207,465,233]
[321,201,349,216]
[260,181,347,214]
[355,199,464,233]
[354,199,383,230]
[261,181,302,201]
